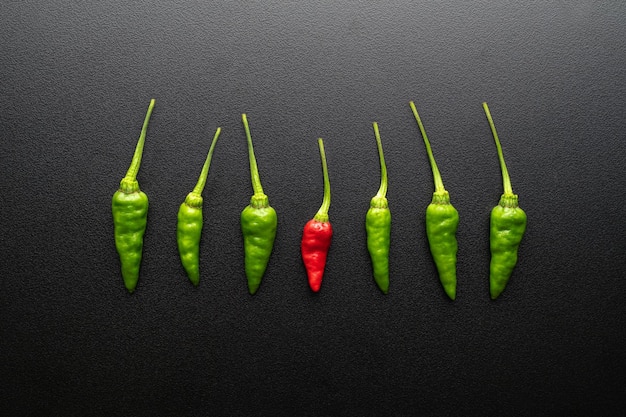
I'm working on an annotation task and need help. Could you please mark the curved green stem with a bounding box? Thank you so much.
[372,122,388,198]
[483,102,513,195]
[314,138,331,222]
[242,114,265,196]
[124,99,155,180]
[192,127,222,195]
[410,101,445,193]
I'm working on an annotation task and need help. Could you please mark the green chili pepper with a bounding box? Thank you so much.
[177,127,222,286]
[410,102,459,300]
[112,99,155,293]
[365,122,391,294]
[240,114,278,295]
[483,102,527,299]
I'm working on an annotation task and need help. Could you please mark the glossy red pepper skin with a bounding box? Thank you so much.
[301,219,333,292]
[300,138,333,292]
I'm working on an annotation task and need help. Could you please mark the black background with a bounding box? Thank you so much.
[2,1,625,416]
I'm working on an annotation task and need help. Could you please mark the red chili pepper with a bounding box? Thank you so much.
[301,138,333,292]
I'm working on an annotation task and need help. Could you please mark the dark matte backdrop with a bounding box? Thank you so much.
[1,1,625,416]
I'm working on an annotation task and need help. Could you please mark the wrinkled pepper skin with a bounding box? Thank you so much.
[366,196,391,294]
[177,194,203,285]
[366,123,391,294]
[301,138,333,292]
[241,197,278,294]
[483,102,527,299]
[425,192,459,300]
[301,219,333,292]
[112,183,148,292]
[176,127,221,286]
[410,101,459,300]
[112,99,155,293]
[240,114,278,295]
[489,194,527,299]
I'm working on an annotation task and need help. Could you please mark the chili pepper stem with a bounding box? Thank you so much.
[183,127,221,210]
[118,99,155,193]
[242,114,267,205]
[187,127,222,199]
[372,122,388,199]
[314,138,331,222]
[125,99,155,181]
[409,101,446,195]
[483,102,514,196]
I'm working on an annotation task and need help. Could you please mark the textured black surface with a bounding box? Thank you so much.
[1,1,626,416]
